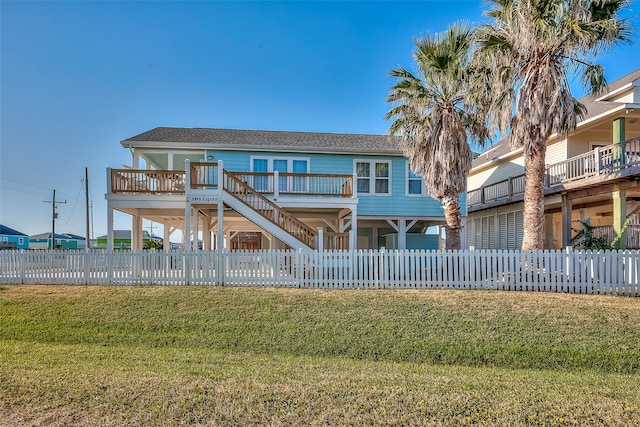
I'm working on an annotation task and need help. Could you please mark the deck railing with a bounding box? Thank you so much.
[225,171,354,198]
[223,171,318,248]
[110,169,186,194]
[111,164,353,199]
[469,136,640,208]
[572,224,640,250]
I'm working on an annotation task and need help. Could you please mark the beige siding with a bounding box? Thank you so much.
[468,158,524,191]
[545,138,567,164]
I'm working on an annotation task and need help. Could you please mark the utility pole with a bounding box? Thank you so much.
[148,221,157,237]
[85,167,91,249]
[43,189,66,249]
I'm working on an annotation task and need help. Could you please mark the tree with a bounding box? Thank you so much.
[474,0,632,250]
[386,23,488,249]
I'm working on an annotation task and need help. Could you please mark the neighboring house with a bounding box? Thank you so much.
[95,230,162,249]
[0,225,29,249]
[105,128,458,251]
[467,68,640,250]
[30,232,86,249]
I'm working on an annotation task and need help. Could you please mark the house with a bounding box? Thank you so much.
[0,224,29,249]
[105,128,458,251]
[467,68,640,250]
[95,230,162,249]
[29,232,86,249]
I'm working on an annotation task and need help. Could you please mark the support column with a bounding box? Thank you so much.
[132,214,143,250]
[192,208,199,250]
[185,204,191,250]
[613,117,626,143]
[613,189,627,250]
[544,213,554,250]
[203,216,211,250]
[107,205,114,250]
[217,202,224,251]
[561,194,573,248]
[350,207,358,250]
[398,219,407,251]
[163,223,170,251]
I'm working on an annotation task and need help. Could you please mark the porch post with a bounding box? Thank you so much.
[217,202,224,251]
[107,204,114,250]
[613,117,626,143]
[167,153,174,170]
[398,219,407,250]
[133,214,143,250]
[544,213,554,250]
[192,208,199,250]
[163,224,170,251]
[613,189,627,250]
[350,206,358,250]
[561,193,573,248]
[185,204,191,250]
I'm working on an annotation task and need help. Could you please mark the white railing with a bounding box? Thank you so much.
[469,136,640,209]
[1,249,638,295]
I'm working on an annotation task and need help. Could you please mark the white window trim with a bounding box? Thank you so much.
[250,156,311,172]
[354,159,392,196]
[406,162,427,197]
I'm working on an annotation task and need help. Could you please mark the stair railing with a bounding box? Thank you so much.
[223,170,318,248]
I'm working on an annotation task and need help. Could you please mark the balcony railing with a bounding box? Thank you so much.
[572,224,640,250]
[187,163,353,198]
[469,136,640,209]
[110,164,354,199]
[110,169,186,194]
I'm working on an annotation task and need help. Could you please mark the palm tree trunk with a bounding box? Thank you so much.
[522,143,546,250]
[442,195,462,250]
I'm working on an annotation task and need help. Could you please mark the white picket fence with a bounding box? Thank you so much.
[0,249,638,296]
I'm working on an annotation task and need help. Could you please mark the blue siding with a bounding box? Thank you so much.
[0,235,29,249]
[208,150,465,218]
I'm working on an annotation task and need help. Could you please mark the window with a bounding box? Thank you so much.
[407,166,426,196]
[18,237,24,245]
[355,160,390,195]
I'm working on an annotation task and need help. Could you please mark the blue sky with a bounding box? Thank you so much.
[1,1,639,240]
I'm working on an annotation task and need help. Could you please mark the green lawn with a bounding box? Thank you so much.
[1,285,639,426]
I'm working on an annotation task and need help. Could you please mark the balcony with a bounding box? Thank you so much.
[468,136,640,211]
[109,163,354,199]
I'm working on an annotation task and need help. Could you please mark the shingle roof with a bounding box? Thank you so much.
[122,127,402,155]
[0,224,27,236]
[472,68,640,169]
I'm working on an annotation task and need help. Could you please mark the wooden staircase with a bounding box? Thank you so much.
[221,170,318,250]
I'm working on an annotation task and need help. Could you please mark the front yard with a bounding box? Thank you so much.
[1,285,638,425]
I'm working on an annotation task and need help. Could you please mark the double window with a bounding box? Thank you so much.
[355,160,390,195]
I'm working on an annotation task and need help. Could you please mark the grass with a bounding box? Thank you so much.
[1,285,639,426]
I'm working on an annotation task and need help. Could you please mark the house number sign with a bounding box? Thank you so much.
[188,195,220,203]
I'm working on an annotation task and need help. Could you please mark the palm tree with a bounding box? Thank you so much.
[386,23,487,250]
[474,0,631,250]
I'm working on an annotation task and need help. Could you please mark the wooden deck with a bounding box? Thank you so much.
[110,163,354,199]
[468,136,640,212]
